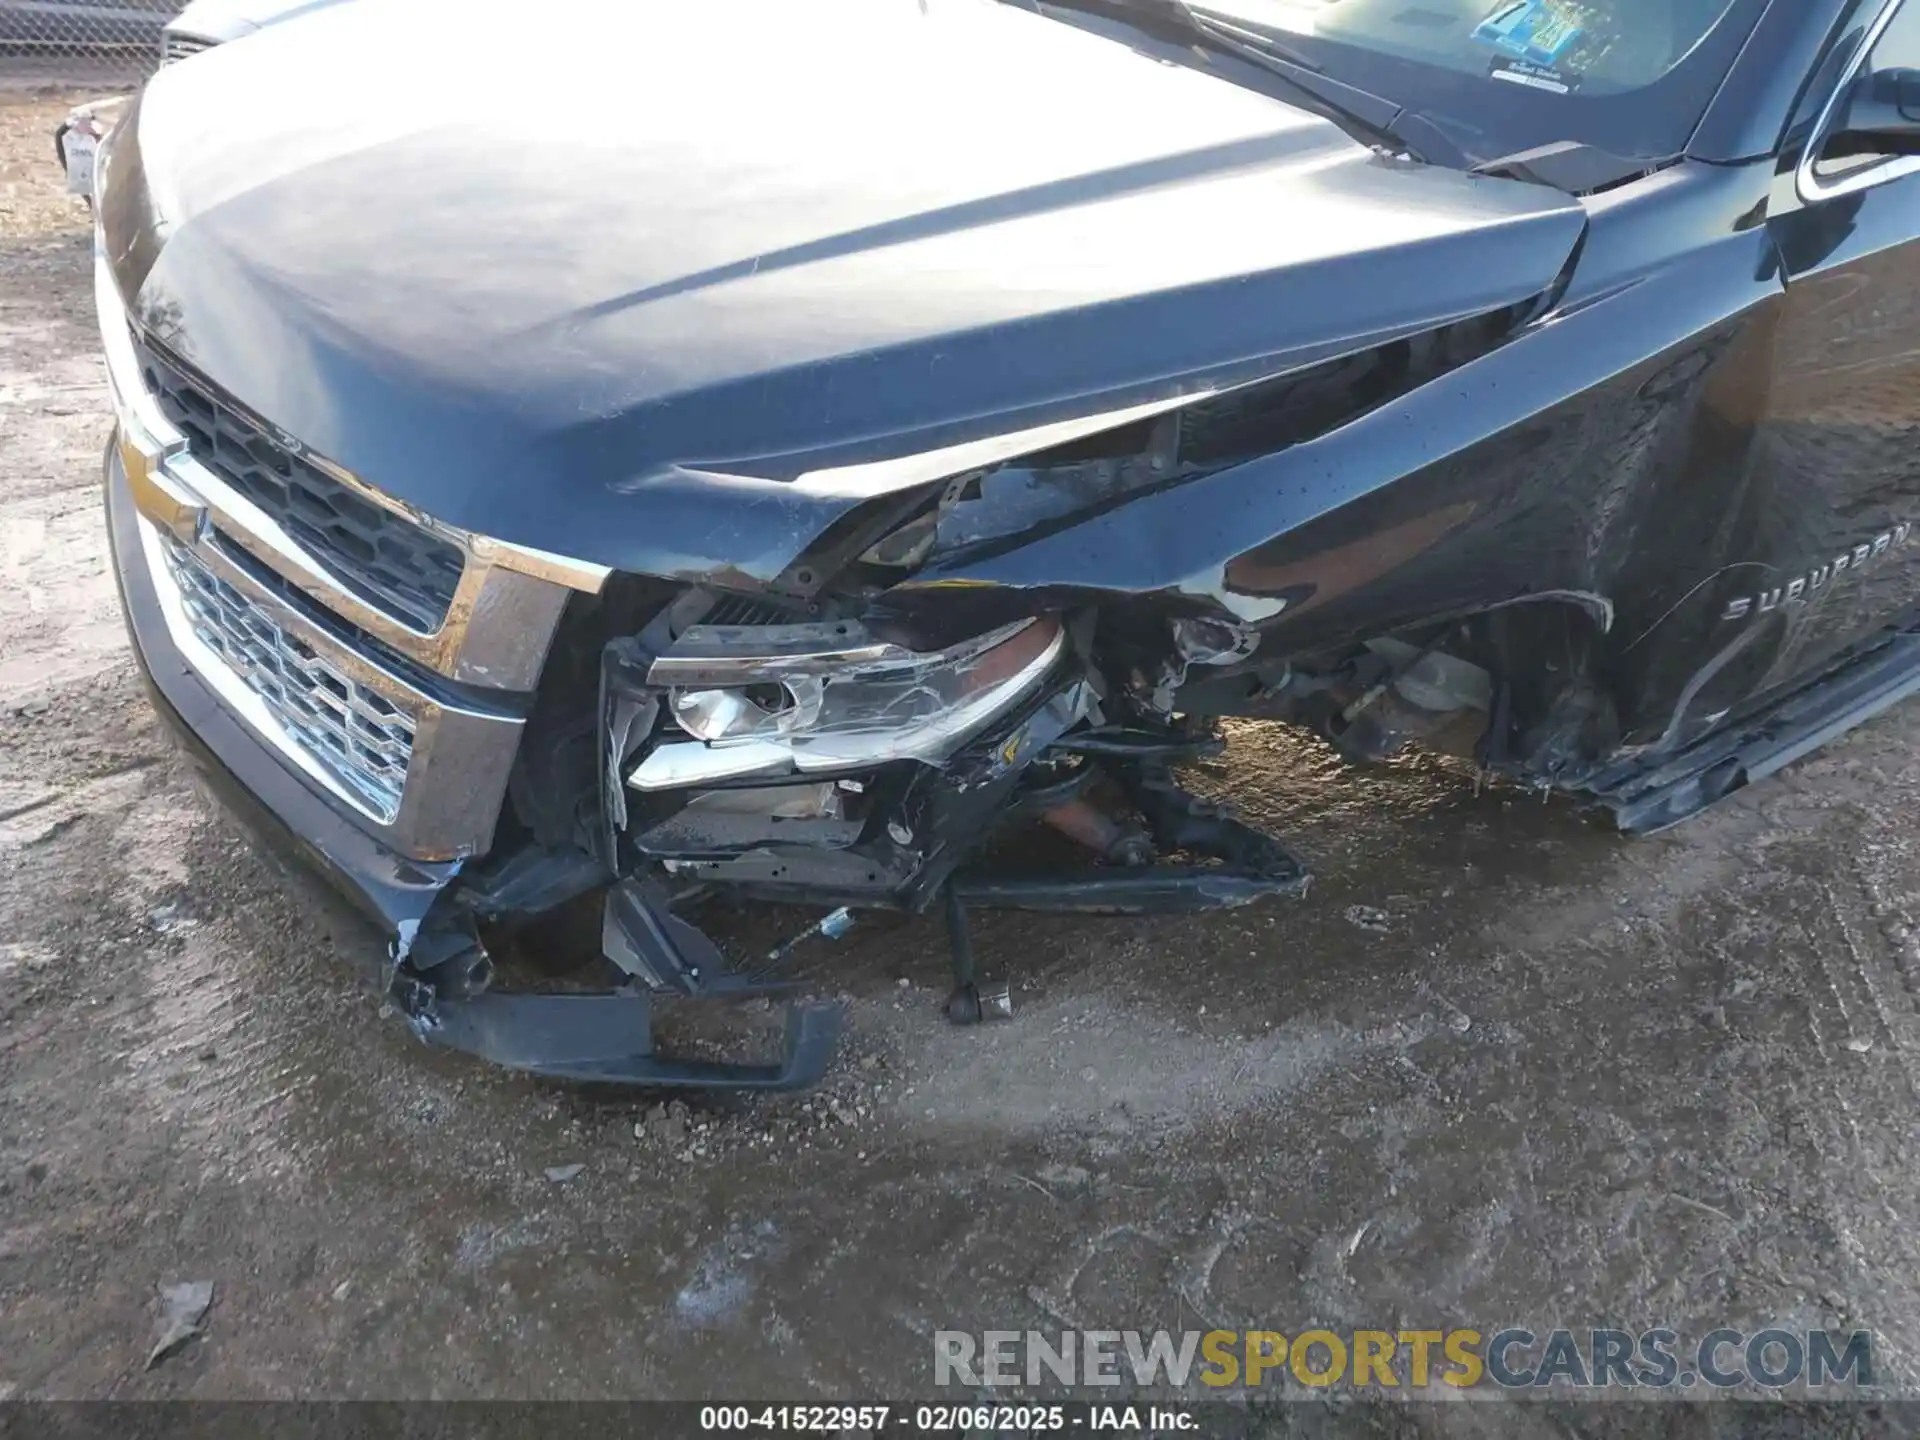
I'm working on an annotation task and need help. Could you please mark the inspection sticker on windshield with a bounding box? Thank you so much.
[1474,0,1585,91]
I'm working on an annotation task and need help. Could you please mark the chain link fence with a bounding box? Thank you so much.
[0,0,181,76]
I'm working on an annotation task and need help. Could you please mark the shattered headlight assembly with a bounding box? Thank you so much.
[629,618,1065,789]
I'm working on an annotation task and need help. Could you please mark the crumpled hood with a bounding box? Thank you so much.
[105,0,1587,584]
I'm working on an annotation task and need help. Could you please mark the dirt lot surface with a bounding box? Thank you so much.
[4,81,1920,1423]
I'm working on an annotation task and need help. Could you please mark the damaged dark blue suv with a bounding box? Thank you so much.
[95,0,1920,1087]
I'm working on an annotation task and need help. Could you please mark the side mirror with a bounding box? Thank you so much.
[1827,66,1920,159]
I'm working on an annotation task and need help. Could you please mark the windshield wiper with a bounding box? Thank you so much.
[1018,0,1421,161]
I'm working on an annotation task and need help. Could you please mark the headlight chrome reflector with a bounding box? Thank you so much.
[630,618,1064,790]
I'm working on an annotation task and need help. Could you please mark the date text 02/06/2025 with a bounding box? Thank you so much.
[697,1406,1189,1432]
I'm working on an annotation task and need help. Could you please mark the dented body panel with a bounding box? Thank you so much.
[908,160,1795,752]
[106,0,1584,585]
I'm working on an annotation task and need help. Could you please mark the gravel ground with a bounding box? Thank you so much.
[3,80,1920,1424]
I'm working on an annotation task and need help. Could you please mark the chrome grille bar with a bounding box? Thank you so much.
[164,534,417,823]
[140,338,468,633]
[134,513,528,861]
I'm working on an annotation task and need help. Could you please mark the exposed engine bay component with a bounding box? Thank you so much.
[1173,616,1261,668]
[949,760,1309,915]
[633,783,862,856]
[1330,638,1496,763]
[1173,623,1500,765]
[1041,796,1155,867]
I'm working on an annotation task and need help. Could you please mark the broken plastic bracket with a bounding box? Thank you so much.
[602,874,768,997]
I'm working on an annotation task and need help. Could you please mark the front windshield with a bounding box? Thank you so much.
[1197,0,1776,163]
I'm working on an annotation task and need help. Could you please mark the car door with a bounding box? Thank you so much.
[1736,0,1920,704]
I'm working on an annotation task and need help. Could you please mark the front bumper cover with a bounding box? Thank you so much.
[107,440,840,1089]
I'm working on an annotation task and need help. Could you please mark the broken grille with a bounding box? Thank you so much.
[136,340,467,632]
[702,594,798,627]
[162,535,417,822]
[160,34,214,65]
